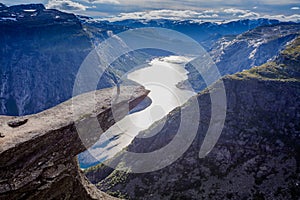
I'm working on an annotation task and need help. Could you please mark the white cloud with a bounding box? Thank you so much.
[88,0,300,7]
[257,0,299,5]
[204,9,220,14]
[84,0,120,4]
[223,8,249,15]
[101,9,223,22]
[97,8,300,24]
[291,7,300,10]
[238,12,260,18]
[46,0,89,11]
[100,8,265,22]
[262,14,300,22]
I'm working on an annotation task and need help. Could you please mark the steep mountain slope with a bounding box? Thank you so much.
[183,23,300,92]
[0,4,149,116]
[211,23,300,74]
[0,4,93,116]
[85,38,300,199]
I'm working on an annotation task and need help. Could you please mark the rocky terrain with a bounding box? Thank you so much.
[0,4,150,116]
[85,38,300,199]
[182,23,300,92]
[1,3,300,199]
[210,23,300,73]
[0,86,149,200]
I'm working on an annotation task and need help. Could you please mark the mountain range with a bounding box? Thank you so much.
[0,3,299,200]
[1,3,298,115]
[182,23,300,91]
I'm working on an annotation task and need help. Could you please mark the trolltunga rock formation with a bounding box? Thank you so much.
[0,86,149,200]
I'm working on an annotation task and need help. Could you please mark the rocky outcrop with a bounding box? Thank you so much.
[183,23,300,92]
[0,86,149,200]
[86,38,300,199]
[211,23,300,75]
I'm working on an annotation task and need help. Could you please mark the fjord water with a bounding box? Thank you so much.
[79,56,195,168]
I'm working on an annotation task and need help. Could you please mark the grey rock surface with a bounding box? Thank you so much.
[0,86,149,200]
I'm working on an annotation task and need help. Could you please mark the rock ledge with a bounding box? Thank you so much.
[0,86,149,200]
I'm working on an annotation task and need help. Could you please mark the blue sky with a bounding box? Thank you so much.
[1,0,300,21]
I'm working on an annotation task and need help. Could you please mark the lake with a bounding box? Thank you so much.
[78,56,195,168]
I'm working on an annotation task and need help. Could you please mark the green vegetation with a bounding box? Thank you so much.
[282,37,300,57]
[231,37,300,81]
[84,162,106,173]
[107,164,130,184]
[106,190,129,199]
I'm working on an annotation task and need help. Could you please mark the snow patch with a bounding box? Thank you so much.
[247,39,265,59]
[249,48,257,59]
[107,30,113,37]
[23,9,36,12]
[0,17,17,21]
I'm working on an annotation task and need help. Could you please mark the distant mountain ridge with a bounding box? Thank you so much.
[0,3,77,25]
[85,18,284,49]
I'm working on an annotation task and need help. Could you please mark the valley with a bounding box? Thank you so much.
[78,56,195,169]
[0,2,299,200]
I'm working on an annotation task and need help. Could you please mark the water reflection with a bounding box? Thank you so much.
[79,56,195,168]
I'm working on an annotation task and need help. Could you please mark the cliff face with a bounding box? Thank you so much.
[0,4,93,116]
[86,38,300,199]
[0,86,149,200]
[0,4,150,116]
